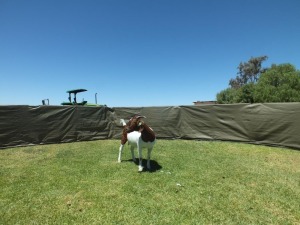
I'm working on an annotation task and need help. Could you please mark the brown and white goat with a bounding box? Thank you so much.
[118,116,156,172]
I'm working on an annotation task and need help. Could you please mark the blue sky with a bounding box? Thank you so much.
[1,0,300,107]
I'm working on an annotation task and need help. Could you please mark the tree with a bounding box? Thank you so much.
[229,56,268,89]
[217,56,268,103]
[216,56,300,104]
[238,83,256,103]
[217,83,256,104]
[254,64,300,102]
[216,88,239,104]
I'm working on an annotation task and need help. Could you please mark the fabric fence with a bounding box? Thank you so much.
[0,103,299,149]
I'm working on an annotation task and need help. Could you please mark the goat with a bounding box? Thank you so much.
[118,117,156,172]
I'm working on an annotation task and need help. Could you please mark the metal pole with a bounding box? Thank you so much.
[95,93,98,104]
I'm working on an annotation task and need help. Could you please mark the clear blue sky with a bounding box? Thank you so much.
[1,0,300,107]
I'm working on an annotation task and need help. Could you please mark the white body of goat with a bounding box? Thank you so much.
[118,119,156,172]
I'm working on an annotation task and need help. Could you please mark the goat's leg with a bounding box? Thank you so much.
[147,147,153,170]
[130,145,136,162]
[138,144,143,172]
[118,144,124,163]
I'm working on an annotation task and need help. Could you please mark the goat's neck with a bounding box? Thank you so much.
[140,123,155,138]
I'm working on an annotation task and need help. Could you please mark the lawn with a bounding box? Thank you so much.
[0,140,299,224]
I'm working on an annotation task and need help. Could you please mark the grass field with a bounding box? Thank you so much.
[0,140,300,224]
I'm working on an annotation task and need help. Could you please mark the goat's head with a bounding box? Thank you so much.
[137,120,145,132]
[137,119,156,141]
[125,115,146,132]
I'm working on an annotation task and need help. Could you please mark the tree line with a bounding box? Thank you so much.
[216,56,300,103]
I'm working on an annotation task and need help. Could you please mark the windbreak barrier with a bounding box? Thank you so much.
[0,106,114,148]
[0,103,299,149]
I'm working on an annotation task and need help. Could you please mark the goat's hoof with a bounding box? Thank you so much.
[138,166,143,172]
[118,159,121,163]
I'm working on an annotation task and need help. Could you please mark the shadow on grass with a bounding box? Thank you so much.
[122,158,162,172]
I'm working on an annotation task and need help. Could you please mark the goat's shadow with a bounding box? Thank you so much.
[122,158,162,173]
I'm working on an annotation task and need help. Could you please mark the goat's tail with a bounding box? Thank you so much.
[120,119,126,127]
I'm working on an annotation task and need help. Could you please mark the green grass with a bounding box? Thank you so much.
[0,140,299,224]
